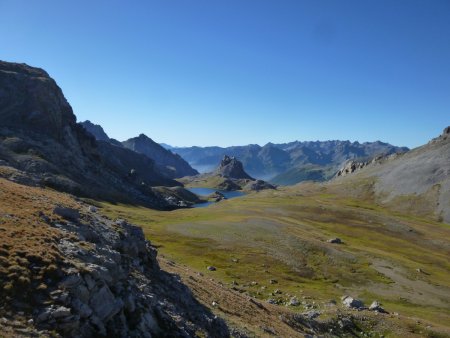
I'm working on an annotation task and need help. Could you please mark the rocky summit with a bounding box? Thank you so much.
[215,155,254,180]
[122,134,198,179]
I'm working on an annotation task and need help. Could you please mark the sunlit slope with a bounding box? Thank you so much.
[332,129,450,222]
[100,183,450,335]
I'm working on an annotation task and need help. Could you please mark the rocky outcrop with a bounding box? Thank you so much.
[0,61,76,141]
[244,179,276,191]
[217,178,243,191]
[215,155,254,180]
[335,160,369,177]
[207,191,226,202]
[335,153,402,178]
[0,60,181,208]
[0,186,228,337]
[123,134,198,179]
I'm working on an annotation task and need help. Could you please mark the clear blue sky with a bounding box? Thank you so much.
[1,1,449,148]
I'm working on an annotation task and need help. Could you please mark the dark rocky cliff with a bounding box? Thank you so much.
[0,61,180,208]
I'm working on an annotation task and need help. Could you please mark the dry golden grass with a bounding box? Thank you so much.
[0,178,79,306]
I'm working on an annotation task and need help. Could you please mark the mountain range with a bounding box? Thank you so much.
[170,140,409,184]
[1,59,450,337]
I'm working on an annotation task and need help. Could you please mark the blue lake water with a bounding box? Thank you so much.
[188,188,245,208]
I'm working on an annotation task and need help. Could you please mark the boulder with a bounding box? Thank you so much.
[89,285,123,321]
[369,301,387,313]
[244,179,276,191]
[327,238,343,244]
[289,297,300,306]
[341,296,365,309]
[53,206,80,221]
[52,306,72,319]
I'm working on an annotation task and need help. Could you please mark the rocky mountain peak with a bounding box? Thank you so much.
[80,120,110,142]
[122,134,198,179]
[216,155,254,180]
[0,60,76,140]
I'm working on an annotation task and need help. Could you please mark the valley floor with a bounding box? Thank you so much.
[100,182,450,337]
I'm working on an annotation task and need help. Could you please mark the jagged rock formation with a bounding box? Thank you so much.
[335,153,401,178]
[335,160,369,177]
[0,61,182,208]
[123,134,198,179]
[0,178,228,337]
[172,140,408,183]
[215,155,254,180]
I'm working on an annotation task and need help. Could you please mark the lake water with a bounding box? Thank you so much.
[188,187,245,208]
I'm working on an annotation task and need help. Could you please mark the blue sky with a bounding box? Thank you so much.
[1,0,449,147]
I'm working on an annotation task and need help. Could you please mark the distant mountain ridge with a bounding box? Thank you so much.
[80,121,198,179]
[122,134,198,178]
[171,140,408,184]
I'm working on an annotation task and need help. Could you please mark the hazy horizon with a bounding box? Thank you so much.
[86,118,412,149]
[1,1,449,148]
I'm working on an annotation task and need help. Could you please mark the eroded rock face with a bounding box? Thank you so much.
[30,205,228,337]
[335,160,369,177]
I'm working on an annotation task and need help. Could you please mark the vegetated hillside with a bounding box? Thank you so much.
[0,60,184,208]
[331,127,450,223]
[0,177,228,337]
[172,140,408,184]
[123,134,198,179]
[270,164,330,186]
[102,180,450,337]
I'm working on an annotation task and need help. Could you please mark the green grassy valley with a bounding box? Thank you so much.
[98,182,450,337]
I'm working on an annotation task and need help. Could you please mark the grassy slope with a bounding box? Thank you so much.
[100,182,450,337]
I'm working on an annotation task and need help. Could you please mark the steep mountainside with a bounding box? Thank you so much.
[332,127,450,222]
[172,140,408,183]
[80,122,198,179]
[0,61,180,208]
[123,134,198,179]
